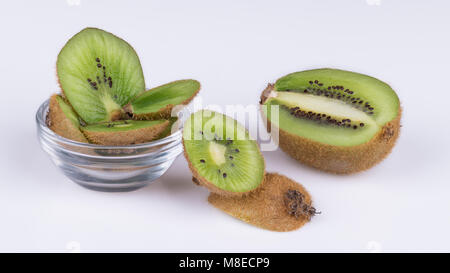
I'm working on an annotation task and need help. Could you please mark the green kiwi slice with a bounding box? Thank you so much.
[57,28,145,124]
[260,68,401,173]
[47,94,88,143]
[262,68,399,146]
[182,110,265,196]
[125,80,200,120]
[82,120,169,146]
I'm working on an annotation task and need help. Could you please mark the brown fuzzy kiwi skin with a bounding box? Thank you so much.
[83,120,169,146]
[124,80,201,121]
[47,94,88,143]
[260,84,402,174]
[182,139,266,197]
[208,173,314,232]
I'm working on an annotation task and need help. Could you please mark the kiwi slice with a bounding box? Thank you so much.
[82,120,169,146]
[47,94,88,143]
[155,117,179,140]
[260,68,401,174]
[209,173,318,232]
[124,80,200,120]
[57,28,145,124]
[182,110,265,196]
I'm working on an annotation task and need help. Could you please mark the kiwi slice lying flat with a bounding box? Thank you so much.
[182,110,265,196]
[209,173,318,232]
[57,28,145,124]
[125,80,200,120]
[82,120,169,146]
[260,68,401,174]
[47,94,88,143]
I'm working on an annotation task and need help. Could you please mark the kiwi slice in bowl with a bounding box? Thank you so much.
[57,28,145,124]
[82,120,169,146]
[260,68,401,174]
[182,110,265,196]
[124,79,200,120]
[209,173,319,232]
[47,94,88,143]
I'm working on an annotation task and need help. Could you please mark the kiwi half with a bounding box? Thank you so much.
[57,28,145,124]
[124,80,200,120]
[82,120,169,146]
[209,173,318,232]
[182,110,265,196]
[260,68,401,174]
[47,94,88,143]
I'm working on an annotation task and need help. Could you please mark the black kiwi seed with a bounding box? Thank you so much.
[97,63,102,68]
[223,173,227,178]
[78,118,86,127]
[96,57,100,62]
[200,159,205,163]
[229,156,233,160]
[360,123,365,127]
[235,148,240,152]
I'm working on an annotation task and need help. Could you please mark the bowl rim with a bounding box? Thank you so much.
[36,98,183,150]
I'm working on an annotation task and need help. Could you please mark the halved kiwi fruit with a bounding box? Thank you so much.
[260,68,401,174]
[82,120,169,146]
[57,28,145,124]
[209,173,318,232]
[47,94,88,143]
[182,110,265,196]
[124,79,200,120]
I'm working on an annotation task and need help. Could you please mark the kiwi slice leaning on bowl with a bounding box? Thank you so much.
[82,120,169,146]
[182,110,265,196]
[260,68,401,174]
[57,28,145,124]
[124,79,200,120]
[47,94,88,143]
[209,173,319,232]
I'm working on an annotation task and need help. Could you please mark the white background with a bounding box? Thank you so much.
[1,0,449,252]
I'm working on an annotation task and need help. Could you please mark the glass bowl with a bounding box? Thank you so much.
[36,99,183,192]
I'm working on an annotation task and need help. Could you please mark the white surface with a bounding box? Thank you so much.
[1,0,449,252]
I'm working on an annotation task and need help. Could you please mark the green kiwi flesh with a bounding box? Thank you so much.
[261,68,400,147]
[82,120,169,145]
[47,94,88,143]
[57,28,145,124]
[182,110,265,196]
[125,80,200,120]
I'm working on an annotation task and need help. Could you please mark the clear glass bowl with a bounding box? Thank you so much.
[36,99,183,192]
